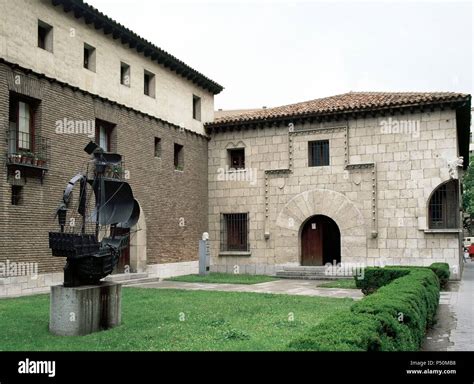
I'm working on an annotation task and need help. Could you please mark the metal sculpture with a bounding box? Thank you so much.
[49,142,140,287]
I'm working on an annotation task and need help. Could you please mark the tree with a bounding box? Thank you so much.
[462,155,474,234]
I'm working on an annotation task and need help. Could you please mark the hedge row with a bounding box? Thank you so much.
[429,263,450,288]
[289,266,440,351]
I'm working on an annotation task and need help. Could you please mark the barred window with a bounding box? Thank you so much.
[308,140,329,167]
[228,148,245,169]
[220,213,249,252]
[428,181,459,229]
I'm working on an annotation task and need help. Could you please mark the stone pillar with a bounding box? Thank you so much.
[49,282,121,336]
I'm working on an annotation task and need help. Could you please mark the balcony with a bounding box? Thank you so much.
[6,130,50,182]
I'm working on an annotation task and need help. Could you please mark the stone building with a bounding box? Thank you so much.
[0,0,223,296]
[206,93,471,279]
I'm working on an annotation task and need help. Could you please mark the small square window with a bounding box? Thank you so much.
[11,185,23,206]
[121,62,131,86]
[193,95,201,121]
[38,20,53,52]
[174,143,184,171]
[228,148,245,169]
[154,137,162,158]
[308,140,330,167]
[144,70,155,97]
[83,43,96,72]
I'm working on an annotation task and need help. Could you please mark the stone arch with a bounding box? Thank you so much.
[129,201,147,273]
[275,188,367,264]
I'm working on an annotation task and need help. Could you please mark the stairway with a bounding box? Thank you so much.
[275,266,352,280]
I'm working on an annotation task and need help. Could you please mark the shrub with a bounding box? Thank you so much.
[288,311,384,351]
[289,267,440,351]
[354,267,410,295]
[352,268,439,349]
[429,263,450,288]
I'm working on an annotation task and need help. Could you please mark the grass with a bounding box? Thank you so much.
[318,279,358,289]
[0,288,353,351]
[166,272,277,285]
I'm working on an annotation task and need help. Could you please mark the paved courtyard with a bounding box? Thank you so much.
[134,279,364,300]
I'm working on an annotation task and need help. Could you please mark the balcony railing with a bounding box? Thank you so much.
[6,130,50,169]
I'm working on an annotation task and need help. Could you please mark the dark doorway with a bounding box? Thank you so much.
[301,215,341,266]
[111,227,130,273]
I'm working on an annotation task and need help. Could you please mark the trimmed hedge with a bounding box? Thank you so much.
[289,267,440,351]
[355,267,410,295]
[429,263,450,289]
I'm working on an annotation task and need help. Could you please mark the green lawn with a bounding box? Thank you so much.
[318,279,358,289]
[0,288,353,351]
[166,272,277,285]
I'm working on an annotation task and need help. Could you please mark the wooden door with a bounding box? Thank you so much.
[112,227,130,273]
[301,218,323,266]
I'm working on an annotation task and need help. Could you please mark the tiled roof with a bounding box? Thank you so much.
[51,0,223,94]
[209,92,470,126]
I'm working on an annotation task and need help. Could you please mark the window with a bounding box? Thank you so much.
[144,70,155,97]
[11,186,23,206]
[220,213,249,252]
[38,20,53,52]
[308,140,330,167]
[9,95,36,152]
[83,43,96,72]
[121,62,131,86]
[174,143,184,170]
[428,181,459,229]
[228,148,245,169]
[95,120,115,152]
[193,95,201,121]
[154,137,162,158]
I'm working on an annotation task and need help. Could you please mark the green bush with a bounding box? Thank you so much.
[354,267,410,295]
[429,263,450,289]
[288,311,384,351]
[290,267,440,351]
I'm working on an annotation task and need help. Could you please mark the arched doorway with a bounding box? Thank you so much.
[300,215,341,266]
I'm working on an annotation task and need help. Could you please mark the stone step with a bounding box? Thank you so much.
[275,266,353,280]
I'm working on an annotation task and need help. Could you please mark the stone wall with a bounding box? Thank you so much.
[208,109,463,278]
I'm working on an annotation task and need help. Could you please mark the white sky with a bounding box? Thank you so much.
[86,0,473,110]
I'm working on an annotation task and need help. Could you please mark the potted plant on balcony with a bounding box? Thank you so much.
[35,154,47,168]
[22,151,35,165]
[8,154,21,164]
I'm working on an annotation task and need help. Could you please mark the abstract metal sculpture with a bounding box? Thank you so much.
[49,142,140,287]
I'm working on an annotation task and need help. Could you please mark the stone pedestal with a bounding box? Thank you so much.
[49,282,122,336]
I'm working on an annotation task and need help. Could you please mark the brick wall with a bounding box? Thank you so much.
[0,61,208,276]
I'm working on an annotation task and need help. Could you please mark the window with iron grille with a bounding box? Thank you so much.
[228,148,245,169]
[220,213,249,252]
[428,181,459,229]
[308,140,330,167]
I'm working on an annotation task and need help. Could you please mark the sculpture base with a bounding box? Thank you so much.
[49,282,122,336]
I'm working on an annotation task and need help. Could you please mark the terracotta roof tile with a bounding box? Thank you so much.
[209,92,470,126]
